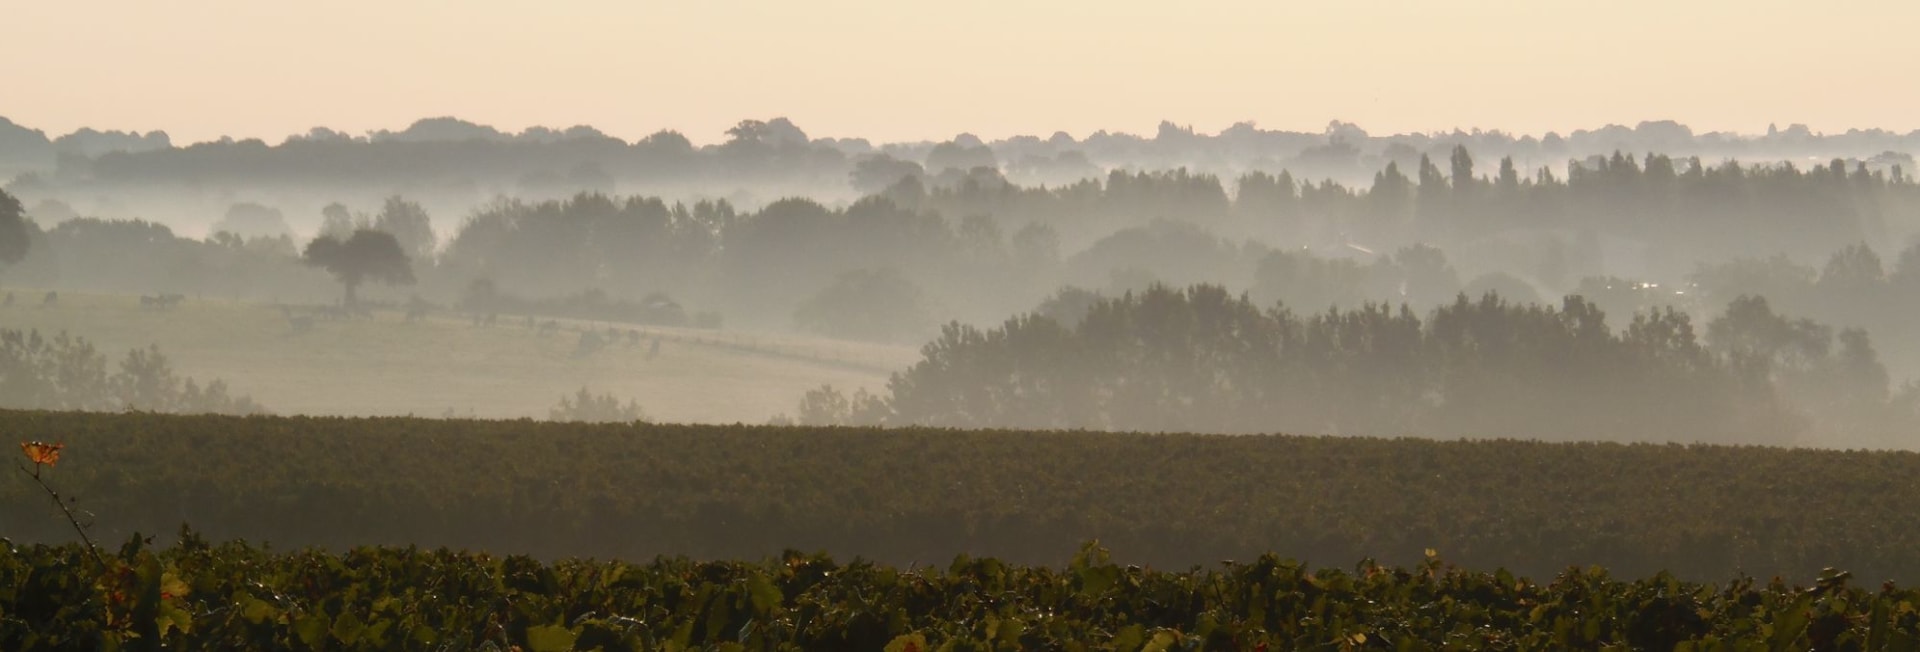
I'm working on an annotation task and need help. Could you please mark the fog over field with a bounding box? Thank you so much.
[18,3,1920,647]
[3,1,1920,445]
[4,113,1920,450]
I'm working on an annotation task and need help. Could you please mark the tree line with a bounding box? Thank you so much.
[799,285,1912,448]
[7,115,1917,195]
[10,150,1920,348]
[421,156,1920,343]
[16,179,1920,445]
[900,149,1918,280]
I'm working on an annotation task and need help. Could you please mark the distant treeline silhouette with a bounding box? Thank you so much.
[900,150,1917,275]
[5,115,1917,195]
[9,155,1920,344]
[423,155,1920,332]
[800,285,1913,448]
[6,158,1920,443]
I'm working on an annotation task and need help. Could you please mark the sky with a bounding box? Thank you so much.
[3,1,1916,146]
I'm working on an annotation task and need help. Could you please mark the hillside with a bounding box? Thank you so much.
[0,291,917,423]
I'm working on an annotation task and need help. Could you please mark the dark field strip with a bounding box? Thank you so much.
[4,410,1918,582]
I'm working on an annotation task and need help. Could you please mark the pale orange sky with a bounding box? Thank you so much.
[2,1,1915,145]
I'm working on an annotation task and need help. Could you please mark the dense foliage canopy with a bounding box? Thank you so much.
[861,284,1910,446]
[4,536,1915,651]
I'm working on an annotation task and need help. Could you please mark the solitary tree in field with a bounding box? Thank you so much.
[0,189,31,268]
[302,229,414,306]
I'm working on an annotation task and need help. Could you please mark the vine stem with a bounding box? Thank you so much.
[18,461,106,567]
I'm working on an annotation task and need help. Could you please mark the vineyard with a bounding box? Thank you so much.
[7,536,1920,650]
[6,410,1920,585]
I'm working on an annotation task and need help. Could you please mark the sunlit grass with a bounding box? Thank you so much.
[0,289,917,423]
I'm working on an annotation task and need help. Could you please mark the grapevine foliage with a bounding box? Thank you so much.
[3,537,1918,651]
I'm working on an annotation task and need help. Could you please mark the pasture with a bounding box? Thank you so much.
[0,290,917,423]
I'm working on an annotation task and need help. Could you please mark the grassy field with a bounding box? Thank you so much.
[0,290,918,423]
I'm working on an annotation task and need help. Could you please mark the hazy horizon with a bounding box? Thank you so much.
[7,1,1919,146]
[14,3,1920,633]
[5,0,1920,442]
